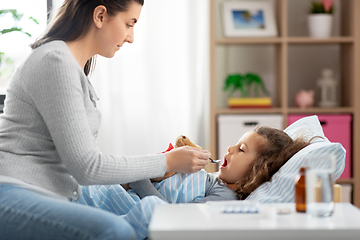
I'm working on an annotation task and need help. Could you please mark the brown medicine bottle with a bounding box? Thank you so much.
[295,167,307,212]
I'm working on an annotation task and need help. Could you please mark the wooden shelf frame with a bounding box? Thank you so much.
[216,37,354,44]
[209,0,360,207]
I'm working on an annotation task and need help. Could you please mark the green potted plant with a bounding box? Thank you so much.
[223,73,272,108]
[308,0,336,38]
[0,9,38,88]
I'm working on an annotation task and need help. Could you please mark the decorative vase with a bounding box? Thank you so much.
[308,14,333,38]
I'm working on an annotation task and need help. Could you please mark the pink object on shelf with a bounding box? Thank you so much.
[288,114,352,179]
[322,0,336,13]
[294,90,315,109]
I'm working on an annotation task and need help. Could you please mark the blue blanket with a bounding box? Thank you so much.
[76,169,208,239]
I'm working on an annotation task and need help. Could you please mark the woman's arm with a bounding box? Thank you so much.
[27,48,210,184]
[24,45,167,185]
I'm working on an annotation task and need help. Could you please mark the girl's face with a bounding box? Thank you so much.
[95,2,142,58]
[218,131,266,184]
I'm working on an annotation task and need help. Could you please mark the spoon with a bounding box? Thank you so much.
[209,158,222,163]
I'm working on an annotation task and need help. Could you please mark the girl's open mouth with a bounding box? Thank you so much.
[220,158,227,169]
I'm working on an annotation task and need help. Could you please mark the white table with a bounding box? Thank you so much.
[148,203,360,240]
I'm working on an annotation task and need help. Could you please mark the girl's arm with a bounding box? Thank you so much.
[130,173,238,204]
[129,179,169,203]
[189,176,239,203]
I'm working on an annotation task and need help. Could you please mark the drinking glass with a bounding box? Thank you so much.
[305,153,335,217]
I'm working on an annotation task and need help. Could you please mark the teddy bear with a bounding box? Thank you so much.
[121,135,201,190]
[150,135,202,182]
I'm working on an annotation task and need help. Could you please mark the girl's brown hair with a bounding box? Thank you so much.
[234,126,311,200]
[30,0,144,76]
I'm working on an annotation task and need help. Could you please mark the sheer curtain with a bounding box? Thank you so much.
[90,0,210,156]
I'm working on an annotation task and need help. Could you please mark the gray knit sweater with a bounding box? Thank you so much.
[0,41,166,201]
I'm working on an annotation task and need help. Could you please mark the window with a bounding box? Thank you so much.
[0,0,47,92]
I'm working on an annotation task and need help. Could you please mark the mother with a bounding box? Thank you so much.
[0,0,210,239]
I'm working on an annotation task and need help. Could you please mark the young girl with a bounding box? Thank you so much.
[0,1,210,239]
[130,126,311,202]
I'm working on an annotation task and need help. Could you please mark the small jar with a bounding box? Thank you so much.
[295,167,307,212]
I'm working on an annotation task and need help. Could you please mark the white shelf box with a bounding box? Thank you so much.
[217,114,283,159]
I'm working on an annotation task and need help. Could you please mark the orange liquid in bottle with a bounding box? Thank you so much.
[295,167,307,212]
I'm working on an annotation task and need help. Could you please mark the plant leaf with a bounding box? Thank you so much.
[0,9,23,21]
[29,16,39,24]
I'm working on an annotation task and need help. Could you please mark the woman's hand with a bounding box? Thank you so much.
[164,146,211,173]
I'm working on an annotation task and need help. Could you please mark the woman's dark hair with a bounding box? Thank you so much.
[31,0,144,76]
[234,126,312,200]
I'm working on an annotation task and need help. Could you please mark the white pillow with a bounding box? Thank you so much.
[246,115,346,203]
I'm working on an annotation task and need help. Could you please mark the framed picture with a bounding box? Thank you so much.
[223,1,277,37]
